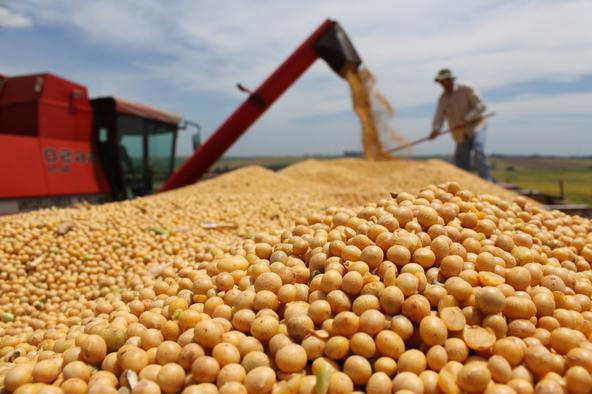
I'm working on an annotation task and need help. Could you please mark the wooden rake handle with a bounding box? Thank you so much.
[385,112,496,155]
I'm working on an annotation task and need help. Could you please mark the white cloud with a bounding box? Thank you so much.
[0,6,32,28]
[7,0,592,155]
[493,92,592,116]
[14,1,592,101]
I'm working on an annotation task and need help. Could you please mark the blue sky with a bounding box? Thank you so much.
[1,0,592,156]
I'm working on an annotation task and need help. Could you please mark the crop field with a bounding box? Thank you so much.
[489,156,592,205]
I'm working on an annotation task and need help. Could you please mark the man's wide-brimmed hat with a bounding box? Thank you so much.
[434,68,456,82]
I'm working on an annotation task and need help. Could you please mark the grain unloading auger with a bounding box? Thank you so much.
[161,19,362,191]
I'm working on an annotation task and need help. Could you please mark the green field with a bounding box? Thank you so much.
[170,155,592,205]
[489,156,592,205]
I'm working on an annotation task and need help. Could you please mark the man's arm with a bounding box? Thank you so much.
[429,96,446,139]
[464,86,486,122]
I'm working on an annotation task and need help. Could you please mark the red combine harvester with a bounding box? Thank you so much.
[0,19,361,214]
[0,73,196,214]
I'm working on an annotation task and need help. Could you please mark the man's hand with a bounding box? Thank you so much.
[428,130,440,140]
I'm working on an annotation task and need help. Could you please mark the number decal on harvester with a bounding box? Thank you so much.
[43,148,57,163]
[75,151,86,164]
[60,149,72,164]
[43,147,96,172]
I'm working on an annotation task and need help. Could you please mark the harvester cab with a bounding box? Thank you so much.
[90,97,183,199]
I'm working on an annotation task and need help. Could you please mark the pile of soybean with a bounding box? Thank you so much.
[0,158,518,334]
[1,182,592,394]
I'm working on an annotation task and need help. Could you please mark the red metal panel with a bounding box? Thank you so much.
[0,75,40,136]
[0,74,40,103]
[38,74,93,141]
[0,135,110,199]
[0,73,93,141]
[0,103,37,136]
[161,19,335,191]
[38,99,93,141]
[114,98,182,125]
[39,138,110,196]
[0,135,49,198]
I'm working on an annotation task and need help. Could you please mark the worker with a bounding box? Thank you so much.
[429,68,491,180]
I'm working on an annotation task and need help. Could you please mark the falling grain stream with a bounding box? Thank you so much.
[342,64,410,160]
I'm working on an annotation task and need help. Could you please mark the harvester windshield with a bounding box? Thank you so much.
[116,115,177,197]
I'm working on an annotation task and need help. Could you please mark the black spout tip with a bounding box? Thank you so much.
[313,21,362,76]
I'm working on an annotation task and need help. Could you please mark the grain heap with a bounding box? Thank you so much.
[1,160,592,393]
[0,159,515,333]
